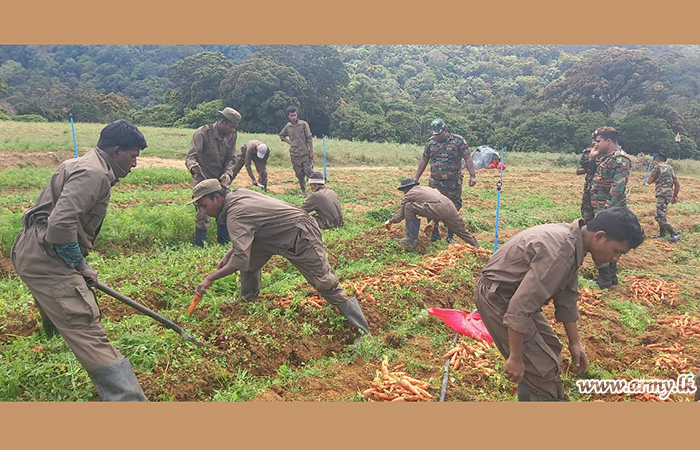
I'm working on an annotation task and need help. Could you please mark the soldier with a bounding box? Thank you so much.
[191,180,370,345]
[279,106,314,197]
[230,139,270,192]
[300,172,344,229]
[414,118,477,243]
[475,207,644,401]
[647,153,681,242]
[588,126,631,289]
[576,133,599,223]
[11,120,149,401]
[384,178,479,248]
[185,107,241,246]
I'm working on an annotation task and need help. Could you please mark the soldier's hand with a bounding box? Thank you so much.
[219,174,231,187]
[190,162,202,175]
[80,265,99,286]
[671,197,678,204]
[217,253,232,270]
[569,343,589,375]
[196,277,213,296]
[468,175,477,187]
[384,219,392,230]
[504,356,525,384]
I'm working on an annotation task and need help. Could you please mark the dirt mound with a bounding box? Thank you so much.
[0,151,75,170]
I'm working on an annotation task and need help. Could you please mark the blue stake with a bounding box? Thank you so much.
[643,155,654,185]
[322,135,328,181]
[494,144,505,252]
[70,113,78,158]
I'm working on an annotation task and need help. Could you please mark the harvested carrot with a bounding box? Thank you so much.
[187,293,203,314]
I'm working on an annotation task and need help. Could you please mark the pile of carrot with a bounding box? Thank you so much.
[276,294,326,309]
[657,315,700,338]
[654,354,692,372]
[645,341,684,353]
[362,360,433,402]
[443,338,494,375]
[625,275,680,307]
[578,287,604,317]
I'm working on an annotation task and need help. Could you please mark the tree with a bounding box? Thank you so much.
[617,115,675,155]
[167,51,233,109]
[219,57,308,134]
[0,74,6,96]
[544,47,664,117]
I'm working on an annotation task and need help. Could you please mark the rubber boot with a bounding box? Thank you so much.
[517,383,532,402]
[41,315,60,339]
[610,260,618,286]
[298,177,307,197]
[446,229,456,244]
[595,263,612,289]
[396,217,420,248]
[652,225,666,239]
[335,297,371,345]
[667,226,681,242]
[89,358,148,402]
[238,269,261,302]
[194,228,208,247]
[430,221,442,241]
[217,224,230,245]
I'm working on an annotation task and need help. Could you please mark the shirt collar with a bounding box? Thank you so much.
[96,148,124,185]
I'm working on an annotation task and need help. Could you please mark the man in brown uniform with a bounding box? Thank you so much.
[300,172,344,229]
[191,180,370,344]
[185,107,241,246]
[230,139,270,191]
[11,120,149,401]
[384,178,479,248]
[279,106,314,197]
[475,207,644,401]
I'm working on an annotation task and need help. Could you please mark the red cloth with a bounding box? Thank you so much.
[428,308,493,343]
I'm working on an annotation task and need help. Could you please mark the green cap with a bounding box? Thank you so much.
[431,119,445,134]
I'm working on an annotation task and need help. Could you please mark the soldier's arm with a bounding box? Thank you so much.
[647,165,659,185]
[244,146,257,183]
[185,132,203,174]
[576,153,590,175]
[305,122,314,159]
[223,134,238,179]
[46,170,105,245]
[463,152,477,181]
[606,160,631,208]
[390,197,408,224]
[279,124,292,145]
[414,153,430,181]
[673,177,680,202]
[300,194,318,213]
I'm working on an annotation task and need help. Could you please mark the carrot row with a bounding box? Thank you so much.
[363,360,433,402]
[656,315,700,338]
[626,276,680,307]
[275,294,327,309]
[443,338,494,375]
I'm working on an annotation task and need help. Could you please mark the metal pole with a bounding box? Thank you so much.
[70,113,78,158]
[494,144,505,252]
[643,156,653,185]
[322,135,328,181]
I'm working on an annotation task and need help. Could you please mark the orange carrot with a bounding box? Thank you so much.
[187,293,203,314]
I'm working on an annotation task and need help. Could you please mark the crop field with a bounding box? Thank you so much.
[1,121,699,401]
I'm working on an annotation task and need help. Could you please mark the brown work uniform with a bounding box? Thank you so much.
[185,123,237,229]
[475,220,585,401]
[279,120,313,180]
[391,186,477,244]
[223,189,351,306]
[11,148,126,373]
[230,139,269,187]
[300,185,344,229]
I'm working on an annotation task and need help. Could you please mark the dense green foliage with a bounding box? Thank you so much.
[2,45,700,158]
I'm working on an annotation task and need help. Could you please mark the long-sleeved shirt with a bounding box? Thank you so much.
[300,186,343,229]
[21,148,125,256]
[391,186,451,223]
[279,120,313,158]
[480,220,585,335]
[185,122,237,183]
[242,139,270,180]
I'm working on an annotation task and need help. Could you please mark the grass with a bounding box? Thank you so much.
[1,122,700,402]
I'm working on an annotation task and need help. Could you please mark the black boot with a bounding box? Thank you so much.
[667,226,681,242]
[42,315,60,339]
[596,263,612,289]
[336,297,371,345]
[652,225,666,239]
[430,221,442,241]
[395,217,420,248]
[217,224,230,245]
[194,228,208,247]
[298,177,307,197]
[610,260,618,286]
[446,230,456,244]
[238,269,261,302]
[89,359,148,402]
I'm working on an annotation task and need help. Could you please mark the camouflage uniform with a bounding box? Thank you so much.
[590,149,631,215]
[423,132,469,211]
[649,163,677,234]
[577,148,597,222]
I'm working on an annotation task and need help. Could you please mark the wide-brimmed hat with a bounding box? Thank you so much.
[218,107,241,126]
[190,179,224,204]
[397,177,419,190]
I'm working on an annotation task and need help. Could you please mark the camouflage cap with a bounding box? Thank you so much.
[218,107,241,126]
[190,179,224,204]
[431,119,445,134]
